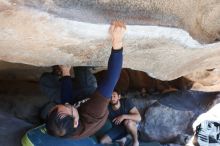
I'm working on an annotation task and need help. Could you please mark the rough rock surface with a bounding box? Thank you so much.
[95,68,194,95]
[128,90,220,144]
[187,69,220,92]
[0,80,49,124]
[0,61,50,81]
[0,0,220,80]
[3,60,220,93]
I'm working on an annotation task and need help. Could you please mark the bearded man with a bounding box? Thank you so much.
[100,90,141,146]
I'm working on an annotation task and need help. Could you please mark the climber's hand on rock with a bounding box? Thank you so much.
[109,20,126,50]
[60,65,71,76]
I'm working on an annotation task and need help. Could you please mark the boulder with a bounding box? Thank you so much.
[0,61,50,81]
[0,80,49,124]
[0,0,220,80]
[95,68,193,95]
[129,90,220,144]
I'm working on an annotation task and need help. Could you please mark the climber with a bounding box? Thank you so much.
[39,65,98,120]
[44,21,126,139]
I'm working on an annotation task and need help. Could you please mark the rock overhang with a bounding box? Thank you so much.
[0,0,220,80]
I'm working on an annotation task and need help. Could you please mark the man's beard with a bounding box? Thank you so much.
[111,100,119,106]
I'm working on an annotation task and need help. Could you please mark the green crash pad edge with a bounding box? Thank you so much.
[21,133,34,146]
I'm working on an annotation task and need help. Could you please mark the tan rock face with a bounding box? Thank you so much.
[186,69,220,92]
[0,0,220,80]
